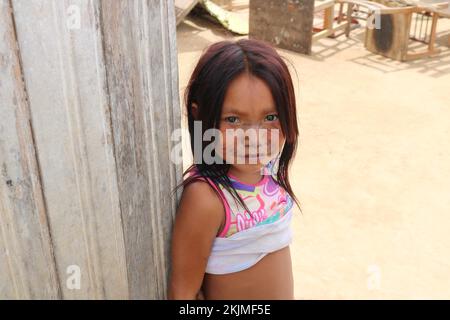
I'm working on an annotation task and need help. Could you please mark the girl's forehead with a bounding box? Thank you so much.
[222,75,276,115]
[221,105,277,116]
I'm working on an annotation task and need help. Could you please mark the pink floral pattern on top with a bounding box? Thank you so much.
[220,174,293,238]
[187,161,294,238]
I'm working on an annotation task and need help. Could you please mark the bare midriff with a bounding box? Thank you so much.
[201,246,294,300]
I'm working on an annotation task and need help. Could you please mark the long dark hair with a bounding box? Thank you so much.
[172,39,302,215]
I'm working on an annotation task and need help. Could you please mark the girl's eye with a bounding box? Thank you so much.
[225,116,239,124]
[265,114,279,122]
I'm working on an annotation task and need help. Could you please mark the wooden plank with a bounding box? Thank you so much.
[336,0,417,14]
[312,0,337,41]
[249,0,316,54]
[435,5,450,18]
[428,11,439,51]
[313,22,349,41]
[10,0,129,299]
[409,0,450,11]
[0,0,61,299]
[404,48,441,60]
[100,0,182,299]
[1,0,181,300]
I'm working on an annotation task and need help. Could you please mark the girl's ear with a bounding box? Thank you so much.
[191,103,199,120]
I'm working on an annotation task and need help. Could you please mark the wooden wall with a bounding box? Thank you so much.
[0,0,181,299]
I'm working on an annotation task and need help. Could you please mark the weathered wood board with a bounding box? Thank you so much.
[0,0,182,299]
[0,0,60,299]
[365,12,413,61]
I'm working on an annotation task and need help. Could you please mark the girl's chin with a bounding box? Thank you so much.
[233,158,269,168]
[231,164,265,172]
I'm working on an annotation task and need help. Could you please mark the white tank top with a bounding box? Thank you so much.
[205,208,293,274]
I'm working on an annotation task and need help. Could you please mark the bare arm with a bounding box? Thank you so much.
[167,180,225,300]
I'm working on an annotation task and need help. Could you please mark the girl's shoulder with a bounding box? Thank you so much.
[178,168,227,235]
[177,178,226,236]
[180,179,223,211]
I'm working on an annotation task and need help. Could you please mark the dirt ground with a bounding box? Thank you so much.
[176,12,450,299]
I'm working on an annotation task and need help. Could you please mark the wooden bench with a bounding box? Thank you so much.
[312,0,352,41]
[336,0,450,61]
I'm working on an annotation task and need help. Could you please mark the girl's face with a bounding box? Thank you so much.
[217,73,285,173]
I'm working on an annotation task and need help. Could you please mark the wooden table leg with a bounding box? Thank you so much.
[345,3,352,37]
[428,12,439,52]
[324,5,335,36]
[337,3,344,24]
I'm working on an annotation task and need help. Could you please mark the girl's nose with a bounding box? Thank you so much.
[240,122,262,130]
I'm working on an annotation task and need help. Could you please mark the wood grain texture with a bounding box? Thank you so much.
[8,0,131,299]
[1,0,180,299]
[365,11,413,61]
[100,0,181,299]
[0,0,60,299]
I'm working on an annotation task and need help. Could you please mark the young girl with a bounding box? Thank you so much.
[168,39,301,300]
